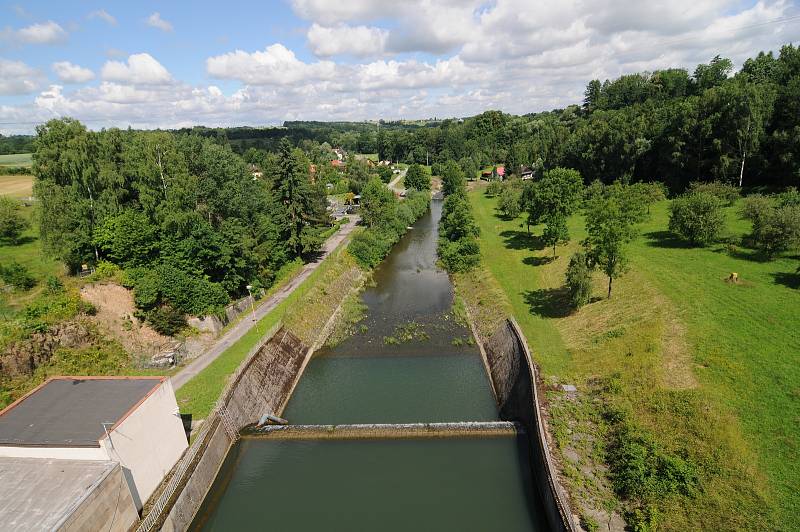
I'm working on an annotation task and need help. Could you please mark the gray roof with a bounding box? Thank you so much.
[0,377,163,447]
[0,457,120,531]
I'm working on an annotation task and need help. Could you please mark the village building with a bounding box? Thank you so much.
[520,166,534,180]
[0,376,188,513]
[0,457,139,531]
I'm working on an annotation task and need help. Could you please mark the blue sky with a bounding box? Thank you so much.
[0,0,798,133]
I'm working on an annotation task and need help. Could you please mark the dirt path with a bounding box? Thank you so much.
[170,216,360,390]
[388,167,406,194]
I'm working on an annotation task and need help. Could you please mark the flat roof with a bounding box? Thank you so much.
[0,377,164,447]
[0,457,119,531]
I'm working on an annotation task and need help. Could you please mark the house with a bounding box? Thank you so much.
[520,166,534,180]
[0,457,139,532]
[481,170,493,180]
[495,166,506,180]
[333,148,346,160]
[0,376,188,511]
[331,159,345,170]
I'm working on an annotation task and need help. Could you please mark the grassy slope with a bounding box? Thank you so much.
[470,186,798,529]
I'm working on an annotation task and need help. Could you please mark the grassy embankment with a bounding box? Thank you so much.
[175,239,360,419]
[467,184,798,530]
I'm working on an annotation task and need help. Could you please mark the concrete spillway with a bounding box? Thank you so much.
[247,421,520,440]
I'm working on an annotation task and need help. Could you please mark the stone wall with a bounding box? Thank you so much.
[137,325,311,532]
[479,318,577,532]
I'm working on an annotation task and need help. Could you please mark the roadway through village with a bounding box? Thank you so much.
[170,215,360,390]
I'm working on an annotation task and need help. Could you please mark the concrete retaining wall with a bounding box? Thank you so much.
[57,463,139,532]
[478,318,577,532]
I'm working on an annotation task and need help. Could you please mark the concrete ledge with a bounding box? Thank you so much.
[245,421,520,440]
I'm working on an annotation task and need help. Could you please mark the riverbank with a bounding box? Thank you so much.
[466,183,793,530]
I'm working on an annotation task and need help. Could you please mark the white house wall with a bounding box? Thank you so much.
[101,380,188,509]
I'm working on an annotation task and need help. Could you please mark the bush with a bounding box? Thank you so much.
[124,264,229,316]
[741,193,800,257]
[668,192,725,246]
[688,181,740,206]
[498,187,522,218]
[45,275,64,294]
[348,229,393,269]
[0,197,29,244]
[146,304,187,336]
[439,237,481,272]
[486,181,503,197]
[0,262,36,290]
[565,252,592,308]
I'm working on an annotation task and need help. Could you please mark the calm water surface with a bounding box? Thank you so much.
[192,200,545,531]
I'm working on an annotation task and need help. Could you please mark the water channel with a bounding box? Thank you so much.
[191,200,546,531]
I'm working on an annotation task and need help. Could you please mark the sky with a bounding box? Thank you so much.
[0,0,798,134]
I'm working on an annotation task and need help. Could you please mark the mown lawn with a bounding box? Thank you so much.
[469,185,799,529]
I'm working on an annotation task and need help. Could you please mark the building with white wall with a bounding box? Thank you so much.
[0,376,188,511]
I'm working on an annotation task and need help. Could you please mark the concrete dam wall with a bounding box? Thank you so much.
[478,318,578,532]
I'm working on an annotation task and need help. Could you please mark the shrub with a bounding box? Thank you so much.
[0,262,36,290]
[498,187,522,218]
[348,229,393,269]
[486,180,503,197]
[565,252,592,308]
[668,192,725,246]
[45,275,64,294]
[741,194,800,257]
[688,180,740,206]
[146,304,187,336]
[124,264,228,316]
[439,237,481,272]
[0,197,28,244]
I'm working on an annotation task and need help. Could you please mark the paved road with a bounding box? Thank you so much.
[171,215,360,390]
[388,167,407,194]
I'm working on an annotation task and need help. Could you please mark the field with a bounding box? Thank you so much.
[0,175,34,198]
[0,153,32,166]
[469,185,799,529]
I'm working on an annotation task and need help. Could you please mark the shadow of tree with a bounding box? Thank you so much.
[0,235,36,247]
[772,271,800,289]
[643,231,694,249]
[523,287,573,318]
[523,255,555,267]
[500,230,544,251]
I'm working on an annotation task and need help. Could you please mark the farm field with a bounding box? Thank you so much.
[0,153,32,166]
[469,184,799,529]
[0,175,34,198]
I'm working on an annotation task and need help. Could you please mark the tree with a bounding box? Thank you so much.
[498,187,522,218]
[583,186,643,298]
[668,192,725,246]
[274,140,319,256]
[542,214,569,257]
[441,160,465,196]
[693,55,733,91]
[584,80,602,112]
[565,251,592,309]
[375,165,393,183]
[360,177,396,229]
[0,197,28,243]
[486,180,503,197]
[741,194,800,257]
[404,164,430,191]
[525,167,583,232]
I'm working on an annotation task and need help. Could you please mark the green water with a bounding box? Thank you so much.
[193,437,545,532]
[191,201,546,530]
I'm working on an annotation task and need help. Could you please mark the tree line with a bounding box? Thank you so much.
[31,119,329,333]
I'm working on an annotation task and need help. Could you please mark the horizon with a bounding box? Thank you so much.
[1,0,799,135]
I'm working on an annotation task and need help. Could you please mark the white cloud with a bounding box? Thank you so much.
[146,12,173,32]
[101,53,172,85]
[307,24,388,57]
[15,21,68,44]
[0,58,42,95]
[206,44,336,84]
[88,10,117,26]
[52,61,95,83]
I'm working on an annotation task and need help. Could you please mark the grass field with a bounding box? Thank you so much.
[0,153,32,166]
[0,175,34,198]
[469,185,799,529]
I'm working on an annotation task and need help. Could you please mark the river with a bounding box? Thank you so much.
[191,200,546,531]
